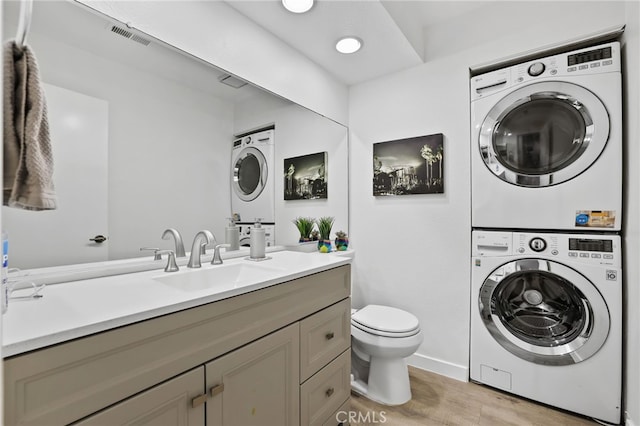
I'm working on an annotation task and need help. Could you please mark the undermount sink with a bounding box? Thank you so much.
[153,260,283,292]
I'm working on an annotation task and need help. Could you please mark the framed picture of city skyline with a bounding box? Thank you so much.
[373,133,444,196]
[284,152,328,200]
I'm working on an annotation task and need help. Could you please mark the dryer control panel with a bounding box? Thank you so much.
[470,41,621,101]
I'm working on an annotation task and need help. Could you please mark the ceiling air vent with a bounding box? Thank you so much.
[109,24,151,46]
[218,74,248,89]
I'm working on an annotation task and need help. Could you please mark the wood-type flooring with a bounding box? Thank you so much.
[348,366,600,426]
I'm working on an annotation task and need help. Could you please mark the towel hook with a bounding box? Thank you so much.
[15,0,33,49]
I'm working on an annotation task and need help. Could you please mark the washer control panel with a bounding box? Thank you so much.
[473,231,620,267]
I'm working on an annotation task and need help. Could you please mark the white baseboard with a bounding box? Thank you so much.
[626,411,637,426]
[407,352,469,382]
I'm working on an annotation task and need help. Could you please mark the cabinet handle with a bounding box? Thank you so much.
[191,393,207,408]
[325,387,335,398]
[325,332,335,340]
[210,383,225,397]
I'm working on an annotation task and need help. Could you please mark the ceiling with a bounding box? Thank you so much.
[5,0,492,96]
[225,0,491,86]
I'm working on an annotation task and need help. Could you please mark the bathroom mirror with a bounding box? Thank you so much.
[2,0,348,269]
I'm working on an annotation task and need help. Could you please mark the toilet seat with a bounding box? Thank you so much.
[351,305,420,338]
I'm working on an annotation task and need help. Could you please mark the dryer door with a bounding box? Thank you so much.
[479,258,610,365]
[233,147,268,201]
[478,81,610,187]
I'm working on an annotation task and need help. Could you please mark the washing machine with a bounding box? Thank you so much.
[470,230,621,423]
[470,41,622,231]
[231,128,275,224]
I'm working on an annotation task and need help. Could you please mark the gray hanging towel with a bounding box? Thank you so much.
[3,40,57,210]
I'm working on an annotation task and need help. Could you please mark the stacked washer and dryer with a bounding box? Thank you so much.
[231,128,276,246]
[469,42,623,424]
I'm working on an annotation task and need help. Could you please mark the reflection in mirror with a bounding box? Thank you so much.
[2,0,348,270]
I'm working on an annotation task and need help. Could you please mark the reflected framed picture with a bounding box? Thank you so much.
[284,152,327,200]
[373,133,444,196]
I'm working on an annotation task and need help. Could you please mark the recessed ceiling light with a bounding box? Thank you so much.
[336,36,362,54]
[282,0,314,14]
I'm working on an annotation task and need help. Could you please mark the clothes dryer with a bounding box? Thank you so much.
[231,129,275,224]
[470,230,621,423]
[470,42,622,231]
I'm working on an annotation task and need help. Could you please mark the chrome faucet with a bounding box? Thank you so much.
[162,228,186,258]
[187,230,215,268]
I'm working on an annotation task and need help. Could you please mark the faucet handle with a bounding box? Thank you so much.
[140,247,162,260]
[155,250,179,272]
[212,244,231,265]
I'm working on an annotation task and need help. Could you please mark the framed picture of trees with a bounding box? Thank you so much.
[284,152,328,200]
[373,133,444,196]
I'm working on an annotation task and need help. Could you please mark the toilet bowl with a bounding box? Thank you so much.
[350,304,423,405]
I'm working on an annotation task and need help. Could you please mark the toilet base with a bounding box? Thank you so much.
[350,355,412,406]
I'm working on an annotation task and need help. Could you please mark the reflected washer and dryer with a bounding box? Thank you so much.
[470,42,622,231]
[470,230,621,423]
[231,128,275,224]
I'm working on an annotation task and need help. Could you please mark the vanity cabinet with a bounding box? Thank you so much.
[4,264,351,426]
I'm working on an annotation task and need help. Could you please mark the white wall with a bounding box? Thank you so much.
[234,96,349,245]
[77,0,349,126]
[348,0,631,387]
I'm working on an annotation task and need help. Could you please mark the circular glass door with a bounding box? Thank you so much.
[479,81,610,187]
[479,258,610,365]
[233,147,268,201]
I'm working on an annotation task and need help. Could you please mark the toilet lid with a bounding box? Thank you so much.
[351,305,420,335]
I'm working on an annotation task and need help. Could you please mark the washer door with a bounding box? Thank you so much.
[233,147,268,201]
[479,81,610,187]
[479,258,610,365]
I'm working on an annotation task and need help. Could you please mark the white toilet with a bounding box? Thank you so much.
[350,304,423,405]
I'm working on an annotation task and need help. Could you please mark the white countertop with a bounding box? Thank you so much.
[2,250,352,358]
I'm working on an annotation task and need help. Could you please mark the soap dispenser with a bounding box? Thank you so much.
[225,218,240,251]
[249,219,266,260]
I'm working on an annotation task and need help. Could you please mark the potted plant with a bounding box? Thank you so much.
[334,230,349,251]
[316,216,335,253]
[292,217,315,242]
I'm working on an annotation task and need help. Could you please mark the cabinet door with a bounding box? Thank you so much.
[206,323,300,426]
[75,367,205,426]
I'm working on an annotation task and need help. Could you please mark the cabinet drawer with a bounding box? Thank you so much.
[300,298,351,381]
[300,350,351,426]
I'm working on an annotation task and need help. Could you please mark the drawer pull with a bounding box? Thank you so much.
[191,393,207,408]
[325,387,335,398]
[325,332,335,340]
[210,383,225,397]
